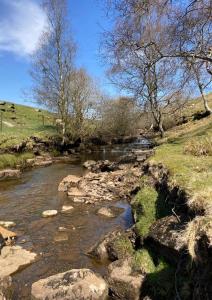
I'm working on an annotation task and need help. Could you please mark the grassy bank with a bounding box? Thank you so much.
[0,153,34,170]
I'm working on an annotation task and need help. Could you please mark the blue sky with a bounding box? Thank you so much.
[0,0,117,106]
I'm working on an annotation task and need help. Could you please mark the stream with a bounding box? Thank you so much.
[0,139,150,299]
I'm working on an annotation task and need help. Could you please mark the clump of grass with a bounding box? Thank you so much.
[132,185,158,237]
[132,249,155,273]
[0,153,34,170]
[184,137,212,156]
[145,259,176,300]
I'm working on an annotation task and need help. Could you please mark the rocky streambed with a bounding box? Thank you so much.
[0,140,153,299]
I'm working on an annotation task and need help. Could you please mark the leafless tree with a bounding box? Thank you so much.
[102,0,187,137]
[30,0,76,143]
[67,68,99,138]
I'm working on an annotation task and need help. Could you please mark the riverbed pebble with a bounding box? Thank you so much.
[42,210,58,218]
[0,221,16,228]
[61,205,74,213]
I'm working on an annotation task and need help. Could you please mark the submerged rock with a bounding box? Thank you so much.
[0,246,37,277]
[97,206,124,218]
[107,258,144,300]
[61,205,74,213]
[42,210,58,218]
[31,269,108,300]
[0,276,13,300]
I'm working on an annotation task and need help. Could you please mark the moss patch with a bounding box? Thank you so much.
[132,249,155,273]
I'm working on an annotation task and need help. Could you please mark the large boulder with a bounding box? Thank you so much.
[58,175,81,192]
[147,215,186,263]
[107,258,145,300]
[0,276,13,300]
[0,246,37,277]
[31,269,108,300]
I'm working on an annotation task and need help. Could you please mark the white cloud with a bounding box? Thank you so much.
[0,0,48,56]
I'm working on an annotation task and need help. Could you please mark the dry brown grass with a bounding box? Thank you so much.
[184,137,212,156]
[184,216,212,261]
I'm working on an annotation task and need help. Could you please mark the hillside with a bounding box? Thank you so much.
[0,101,57,151]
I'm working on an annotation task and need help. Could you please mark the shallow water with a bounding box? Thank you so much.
[0,141,148,299]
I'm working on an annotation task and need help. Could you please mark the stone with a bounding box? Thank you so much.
[97,206,124,218]
[107,258,145,300]
[42,210,58,218]
[83,160,96,169]
[0,226,16,240]
[0,246,37,277]
[31,269,108,300]
[0,169,21,180]
[61,205,74,213]
[87,230,123,261]
[0,222,16,229]
[33,160,52,167]
[54,232,69,242]
[58,175,81,192]
[0,234,5,253]
[67,187,84,197]
[0,276,13,300]
[148,215,186,262]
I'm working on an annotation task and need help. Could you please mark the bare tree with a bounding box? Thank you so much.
[67,68,99,138]
[30,0,76,143]
[102,0,187,137]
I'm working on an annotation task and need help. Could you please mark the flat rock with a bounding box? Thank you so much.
[42,210,58,218]
[61,205,74,213]
[0,246,37,277]
[0,226,17,240]
[67,187,84,197]
[58,175,81,192]
[0,169,21,180]
[107,258,144,300]
[0,222,16,229]
[31,268,108,300]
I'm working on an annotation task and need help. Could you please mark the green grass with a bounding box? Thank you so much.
[0,153,34,170]
[132,249,156,273]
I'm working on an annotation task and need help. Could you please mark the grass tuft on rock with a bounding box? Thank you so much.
[132,249,155,273]
[112,236,134,258]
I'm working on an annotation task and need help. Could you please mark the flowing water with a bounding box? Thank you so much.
[0,139,150,299]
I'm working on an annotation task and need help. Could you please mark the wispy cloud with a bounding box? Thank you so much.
[0,0,48,56]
